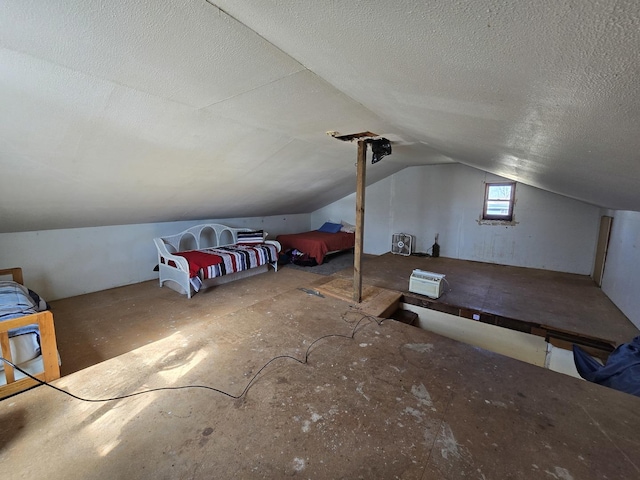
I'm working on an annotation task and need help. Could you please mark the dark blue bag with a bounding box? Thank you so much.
[573,336,640,397]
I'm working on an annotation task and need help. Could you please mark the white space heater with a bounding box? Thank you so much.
[409,269,445,299]
[391,233,414,256]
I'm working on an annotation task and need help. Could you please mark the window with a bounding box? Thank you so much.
[483,182,515,221]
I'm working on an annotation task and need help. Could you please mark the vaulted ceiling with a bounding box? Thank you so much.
[1,1,639,233]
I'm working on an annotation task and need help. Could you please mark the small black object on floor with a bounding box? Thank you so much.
[284,251,354,276]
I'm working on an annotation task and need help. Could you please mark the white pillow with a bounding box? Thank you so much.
[340,220,356,233]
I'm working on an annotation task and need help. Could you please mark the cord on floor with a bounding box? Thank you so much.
[0,313,384,403]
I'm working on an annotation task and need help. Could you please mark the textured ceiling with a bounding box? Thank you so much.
[1,0,639,233]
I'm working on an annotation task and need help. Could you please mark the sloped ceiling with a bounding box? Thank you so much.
[1,1,639,233]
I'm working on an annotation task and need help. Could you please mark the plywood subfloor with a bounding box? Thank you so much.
[51,268,322,376]
[2,267,640,479]
[329,253,639,345]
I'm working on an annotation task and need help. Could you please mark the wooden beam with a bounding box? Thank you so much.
[0,267,23,285]
[354,140,367,303]
[0,331,15,384]
[593,215,613,286]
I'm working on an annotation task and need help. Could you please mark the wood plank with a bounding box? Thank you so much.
[0,312,50,332]
[592,215,613,286]
[353,140,367,303]
[0,311,60,395]
[357,289,402,318]
[0,376,42,400]
[0,266,23,285]
[38,311,61,382]
[0,331,15,384]
[317,278,378,303]
[316,277,402,318]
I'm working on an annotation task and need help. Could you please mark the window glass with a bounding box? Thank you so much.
[483,183,515,221]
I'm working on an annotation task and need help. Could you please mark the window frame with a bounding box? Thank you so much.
[482,182,516,222]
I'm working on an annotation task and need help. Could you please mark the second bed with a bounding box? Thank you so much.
[276,228,355,265]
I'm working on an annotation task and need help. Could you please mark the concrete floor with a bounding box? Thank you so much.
[2,257,640,479]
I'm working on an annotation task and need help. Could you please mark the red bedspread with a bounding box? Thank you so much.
[172,250,223,278]
[173,244,278,279]
[276,231,355,265]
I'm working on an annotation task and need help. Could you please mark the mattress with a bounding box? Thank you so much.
[173,243,279,292]
[276,230,355,265]
[0,280,48,375]
[0,333,41,371]
[0,353,44,385]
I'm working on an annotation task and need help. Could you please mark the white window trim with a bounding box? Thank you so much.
[481,182,516,224]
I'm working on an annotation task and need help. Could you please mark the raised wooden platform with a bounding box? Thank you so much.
[331,253,640,346]
[314,277,402,318]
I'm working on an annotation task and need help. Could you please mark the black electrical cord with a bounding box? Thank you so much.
[0,313,384,403]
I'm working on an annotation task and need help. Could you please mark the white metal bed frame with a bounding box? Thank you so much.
[153,223,280,298]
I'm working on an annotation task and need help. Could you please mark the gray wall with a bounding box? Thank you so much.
[312,163,601,275]
[601,210,640,329]
[0,214,310,300]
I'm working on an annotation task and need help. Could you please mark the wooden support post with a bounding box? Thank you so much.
[354,140,367,303]
[593,215,613,287]
[0,331,15,384]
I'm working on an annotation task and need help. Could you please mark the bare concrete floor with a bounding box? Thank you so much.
[2,260,640,479]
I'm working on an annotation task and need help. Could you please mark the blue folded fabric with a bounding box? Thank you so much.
[317,222,342,233]
[573,336,640,397]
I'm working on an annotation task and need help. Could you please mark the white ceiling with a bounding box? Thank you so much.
[1,1,639,233]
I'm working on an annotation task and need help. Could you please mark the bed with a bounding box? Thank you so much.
[0,267,61,400]
[276,222,356,265]
[154,223,281,298]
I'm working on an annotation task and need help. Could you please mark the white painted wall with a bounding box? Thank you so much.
[601,210,640,329]
[0,214,310,301]
[312,163,601,274]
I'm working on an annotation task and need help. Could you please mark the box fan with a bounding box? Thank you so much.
[391,233,414,256]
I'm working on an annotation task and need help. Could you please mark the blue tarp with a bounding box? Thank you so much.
[573,336,640,397]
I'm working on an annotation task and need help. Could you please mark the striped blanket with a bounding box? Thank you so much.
[173,244,278,292]
[0,280,47,337]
